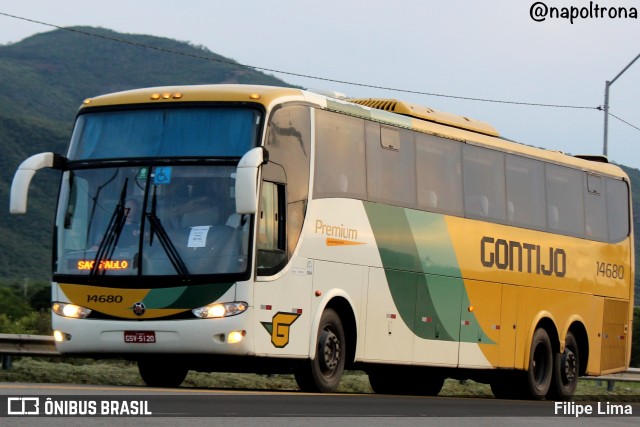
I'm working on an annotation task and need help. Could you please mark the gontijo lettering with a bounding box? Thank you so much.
[480,236,566,277]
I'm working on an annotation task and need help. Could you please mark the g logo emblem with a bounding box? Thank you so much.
[261,312,300,348]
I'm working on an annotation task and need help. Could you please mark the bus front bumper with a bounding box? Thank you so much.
[52,310,254,355]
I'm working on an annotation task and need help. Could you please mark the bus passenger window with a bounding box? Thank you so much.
[462,145,506,221]
[313,110,366,200]
[467,195,489,217]
[584,174,607,240]
[424,190,438,209]
[606,178,630,242]
[545,164,584,235]
[505,155,546,229]
[547,205,559,230]
[507,201,515,222]
[415,133,463,215]
[366,123,416,207]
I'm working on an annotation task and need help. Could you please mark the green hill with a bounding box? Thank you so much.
[0,27,638,305]
[0,27,291,280]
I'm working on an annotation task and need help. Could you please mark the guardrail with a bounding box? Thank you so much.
[0,333,57,355]
[0,334,638,391]
[582,367,640,391]
[0,333,57,370]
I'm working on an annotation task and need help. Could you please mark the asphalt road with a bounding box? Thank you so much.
[0,383,638,426]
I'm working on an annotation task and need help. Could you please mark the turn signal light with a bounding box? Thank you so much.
[150,93,184,100]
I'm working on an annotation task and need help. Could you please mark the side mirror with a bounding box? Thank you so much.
[10,152,66,214]
[235,147,267,214]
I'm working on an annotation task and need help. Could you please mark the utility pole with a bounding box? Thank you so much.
[603,53,640,157]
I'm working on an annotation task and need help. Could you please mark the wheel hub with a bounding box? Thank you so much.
[319,329,341,373]
[561,349,577,383]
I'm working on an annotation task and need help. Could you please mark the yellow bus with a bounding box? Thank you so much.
[10,85,633,400]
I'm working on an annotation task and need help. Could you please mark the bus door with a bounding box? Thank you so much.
[253,181,312,356]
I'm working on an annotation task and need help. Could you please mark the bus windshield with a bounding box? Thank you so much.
[68,107,261,160]
[55,165,249,278]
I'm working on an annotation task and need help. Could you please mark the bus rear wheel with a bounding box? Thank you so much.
[547,331,579,400]
[294,308,346,393]
[491,328,553,400]
[525,328,553,400]
[138,357,188,388]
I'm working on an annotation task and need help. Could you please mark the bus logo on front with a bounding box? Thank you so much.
[261,312,301,348]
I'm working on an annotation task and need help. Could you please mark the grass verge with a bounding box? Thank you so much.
[1,357,638,401]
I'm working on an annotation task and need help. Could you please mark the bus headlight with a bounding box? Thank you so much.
[192,302,248,318]
[52,302,92,319]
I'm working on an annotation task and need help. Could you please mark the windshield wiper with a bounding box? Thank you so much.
[145,186,190,279]
[90,179,128,277]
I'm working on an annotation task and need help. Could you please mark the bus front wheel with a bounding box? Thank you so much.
[138,357,188,388]
[294,308,346,393]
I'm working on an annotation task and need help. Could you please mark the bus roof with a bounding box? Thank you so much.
[79,84,307,110]
[78,84,628,180]
[348,98,500,137]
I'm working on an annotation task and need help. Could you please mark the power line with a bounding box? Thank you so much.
[0,11,602,111]
[608,112,640,133]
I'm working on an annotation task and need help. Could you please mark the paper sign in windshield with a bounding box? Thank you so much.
[188,226,211,248]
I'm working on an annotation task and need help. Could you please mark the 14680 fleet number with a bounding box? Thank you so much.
[87,295,123,303]
[596,262,624,279]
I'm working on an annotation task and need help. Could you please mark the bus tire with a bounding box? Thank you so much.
[525,328,553,400]
[411,370,444,396]
[294,308,346,393]
[490,376,511,399]
[547,331,579,400]
[138,357,188,388]
[368,367,444,396]
[368,369,402,394]
[490,373,526,399]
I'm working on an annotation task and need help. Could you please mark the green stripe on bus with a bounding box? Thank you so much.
[364,202,494,344]
[143,283,234,309]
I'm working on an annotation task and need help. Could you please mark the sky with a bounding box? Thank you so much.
[1,0,639,168]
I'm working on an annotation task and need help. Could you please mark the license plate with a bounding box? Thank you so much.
[124,331,156,343]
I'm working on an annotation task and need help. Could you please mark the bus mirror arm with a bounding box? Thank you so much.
[10,152,67,214]
[235,147,267,215]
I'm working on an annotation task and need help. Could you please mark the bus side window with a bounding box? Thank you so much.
[545,164,584,236]
[584,174,608,240]
[313,110,366,200]
[505,155,546,229]
[462,145,506,221]
[257,181,287,276]
[606,178,630,242]
[415,133,463,215]
[547,205,559,230]
[507,201,515,221]
[466,195,489,217]
[424,190,438,209]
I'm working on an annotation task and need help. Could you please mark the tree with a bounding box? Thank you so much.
[0,287,32,320]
